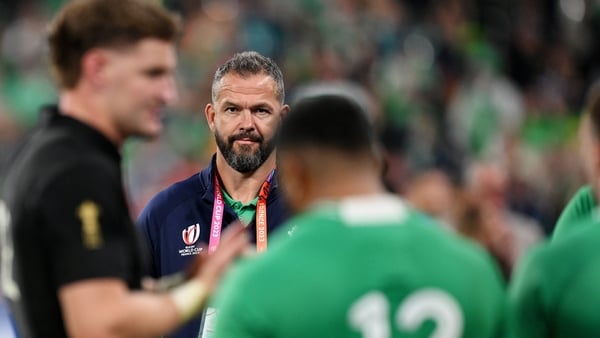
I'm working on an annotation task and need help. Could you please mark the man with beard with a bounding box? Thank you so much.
[136,51,290,338]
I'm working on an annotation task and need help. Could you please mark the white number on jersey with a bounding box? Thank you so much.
[349,289,463,338]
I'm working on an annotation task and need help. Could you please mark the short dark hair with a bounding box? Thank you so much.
[48,0,180,89]
[211,51,285,104]
[278,94,377,154]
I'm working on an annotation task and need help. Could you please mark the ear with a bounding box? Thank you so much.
[593,145,600,202]
[204,103,216,132]
[280,104,290,119]
[80,48,108,87]
[594,140,600,172]
[279,153,310,212]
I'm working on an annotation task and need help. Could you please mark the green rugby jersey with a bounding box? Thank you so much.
[508,216,600,338]
[213,194,505,338]
[552,185,596,241]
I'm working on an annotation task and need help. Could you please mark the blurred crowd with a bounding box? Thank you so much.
[0,0,597,277]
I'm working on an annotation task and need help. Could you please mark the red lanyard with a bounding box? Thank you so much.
[208,169,275,253]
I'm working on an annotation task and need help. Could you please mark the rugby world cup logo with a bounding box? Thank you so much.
[182,224,200,246]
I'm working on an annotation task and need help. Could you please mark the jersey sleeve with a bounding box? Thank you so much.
[552,185,596,242]
[506,246,549,338]
[39,164,135,287]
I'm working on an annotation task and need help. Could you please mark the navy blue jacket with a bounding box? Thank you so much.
[137,156,290,338]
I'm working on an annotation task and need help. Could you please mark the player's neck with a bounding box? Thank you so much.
[302,172,386,211]
[59,89,124,148]
[216,152,276,204]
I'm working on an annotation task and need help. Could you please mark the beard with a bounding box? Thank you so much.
[215,129,276,173]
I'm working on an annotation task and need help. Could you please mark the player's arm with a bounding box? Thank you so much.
[136,199,163,278]
[58,222,247,338]
[41,165,247,337]
[506,246,548,338]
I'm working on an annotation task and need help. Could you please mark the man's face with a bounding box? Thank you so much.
[101,38,178,141]
[206,73,288,173]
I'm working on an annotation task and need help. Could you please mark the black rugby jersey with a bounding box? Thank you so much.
[1,105,145,338]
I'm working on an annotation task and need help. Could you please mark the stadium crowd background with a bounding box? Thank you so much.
[1,0,597,249]
[0,0,597,331]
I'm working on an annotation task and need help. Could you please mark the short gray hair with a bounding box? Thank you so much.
[211,51,285,104]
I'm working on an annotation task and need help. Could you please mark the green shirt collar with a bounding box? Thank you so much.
[221,188,258,226]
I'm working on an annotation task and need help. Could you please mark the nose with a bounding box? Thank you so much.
[239,109,255,131]
[161,76,178,105]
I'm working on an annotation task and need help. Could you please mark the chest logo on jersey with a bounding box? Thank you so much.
[178,224,203,257]
[182,224,200,245]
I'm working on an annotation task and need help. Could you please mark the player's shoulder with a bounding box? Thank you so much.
[571,185,595,205]
[514,224,600,293]
[396,208,504,277]
[25,126,86,166]
[21,130,115,186]
[277,194,489,259]
[542,219,600,265]
[432,225,501,273]
[552,185,596,239]
[395,203,481,248]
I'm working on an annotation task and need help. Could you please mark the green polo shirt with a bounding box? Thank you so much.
[221,188,258,226]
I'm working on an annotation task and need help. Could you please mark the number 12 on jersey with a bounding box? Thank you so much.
[348,289,463,338]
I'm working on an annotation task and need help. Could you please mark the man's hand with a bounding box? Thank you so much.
[186,222,249,293]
